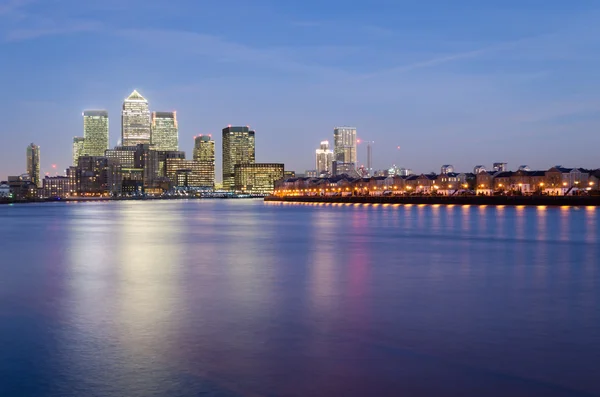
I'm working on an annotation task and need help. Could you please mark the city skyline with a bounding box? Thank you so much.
[2,1,600,179]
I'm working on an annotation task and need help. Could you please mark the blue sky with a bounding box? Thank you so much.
[1,0,600,180]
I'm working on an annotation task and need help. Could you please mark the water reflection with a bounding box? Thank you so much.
[0,201,599,397]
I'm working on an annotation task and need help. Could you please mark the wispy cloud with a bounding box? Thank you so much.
[6,20,101,41]
[0,0,33,16]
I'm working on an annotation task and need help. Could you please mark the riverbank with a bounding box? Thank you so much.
[264,195,600,206]
[0,195,264,205]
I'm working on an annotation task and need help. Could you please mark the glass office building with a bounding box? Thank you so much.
[83,110,109,157]
[222,126,255,191]
[122,90,151,146]
[151,111,178,151]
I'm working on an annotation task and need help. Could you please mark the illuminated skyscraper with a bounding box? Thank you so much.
[82,110,109,157]
[333,126,357,175]
[26,143,41,188]
[151,111,178,151]
[315,140,333,175]
[72,137,85,166]
[122,90,151,146]
[222,126,255,191]
[193,135,215,188]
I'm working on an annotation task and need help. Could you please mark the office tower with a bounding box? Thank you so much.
[333,127,357,175]
[151,111,178,151]
[222,126,255,191]
[73,137,85,166]
[76,156,109,194]
[234,163,284,194]
[493,162,507,172]
[193,135,215,189]
[82,110,109,157]
[122,90,151,146]
[26,143,41,188]
[441,165,454,174]
[315,140,334,175]
[105,146,138,168]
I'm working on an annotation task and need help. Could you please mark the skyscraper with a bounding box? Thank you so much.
[72,137,85,166]
[26,143,41,188]
[315,140,333,176]
[333,126,357,175]
[193,135,216,189]
[151,111,178,151]
[82,110,109,157]
[122,90,151,146]
[222,126,255,191]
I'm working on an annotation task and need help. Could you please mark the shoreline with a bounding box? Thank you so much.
[0,196,264,205]
[264,195,600,207]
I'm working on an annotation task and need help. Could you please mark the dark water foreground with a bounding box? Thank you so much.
[0,200,598,397]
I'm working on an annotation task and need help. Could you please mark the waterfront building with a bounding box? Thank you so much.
[0,183,10,198]
[165,159,213,189]
[7,174,37,199]
[151,111,178,151]
[26,143,41,188]
[315,140,334,176]
[493,162,507,172]
[122,90,151,146]
[42,176,70,198]
[473,165,487,174]
[440,165,454,174]
[234,163,284,194]
[193,135,215,189]
[76,156,109,194]
[73,137,85,166]
[222,126,255,191]
[83,110,109,157]
[333,127,356,175]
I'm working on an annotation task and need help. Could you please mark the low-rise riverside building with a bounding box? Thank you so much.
[272,167,600,198]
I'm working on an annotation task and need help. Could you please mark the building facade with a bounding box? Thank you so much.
[222,126,256,190]
[26,143,41,188]
[42,176,71,198]
[193,135,215,189]
[122,90,151,146]
[333,127,357,174]
[73,137,85,166]
[151,111,178,151]
[234,163,284,194]
[315,140,334,176]
[82,110,109,157]
[165,158,212,188]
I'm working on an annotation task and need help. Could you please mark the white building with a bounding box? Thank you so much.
[315,140,333,175]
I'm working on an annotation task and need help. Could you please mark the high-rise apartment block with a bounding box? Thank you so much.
[73,137,85,166]
[151,111,178,151]
[82,110,109,157]
[493,163,508,172]
[122,90,151,146]
[333,126,357,175]
[315,140,333,176]
[222,126,255,191]
[193,135,215,189]
[26,143,41,188]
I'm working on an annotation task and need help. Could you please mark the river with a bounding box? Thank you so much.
[0,200,598,396]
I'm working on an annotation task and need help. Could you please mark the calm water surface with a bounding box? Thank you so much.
[0,200,599,397]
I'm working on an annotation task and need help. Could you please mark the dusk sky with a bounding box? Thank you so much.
[1,0,600,180]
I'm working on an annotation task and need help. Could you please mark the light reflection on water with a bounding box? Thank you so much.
[0,200,599,397]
